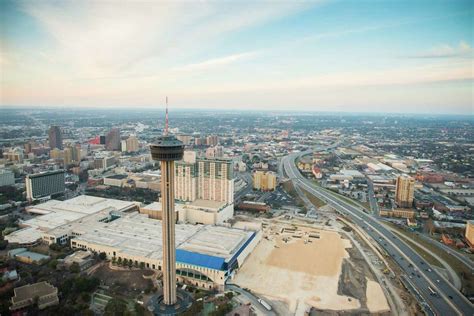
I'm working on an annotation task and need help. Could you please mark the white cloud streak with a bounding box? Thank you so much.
[408,41,474,58]
[172,51,258,73]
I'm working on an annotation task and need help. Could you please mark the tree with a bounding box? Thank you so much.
[139,262,145,269]
[0,239,8,250]
[80,292,91,303]
[181,301,204,316]
[117,257,122,265]
[210,302,233,316]
[112,257,116,265]
[49,243,62,252]
[224,291,234,300]
[70,262,80,273]
[134,303,145,316]
[48,259,58,269]
[104,298,127,316]
[99,252,107,260]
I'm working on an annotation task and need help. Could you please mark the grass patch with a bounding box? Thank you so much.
[281,180,305,208]
[302,189,326,208]
[386,222,474,296]
[322,187,366,209]
[391,229,443,268]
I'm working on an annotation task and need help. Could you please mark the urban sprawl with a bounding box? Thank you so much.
[0,108,472,315]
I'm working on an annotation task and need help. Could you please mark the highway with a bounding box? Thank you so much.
[234,172,254,203]
[226,284,276,316]
[366,179,380,216]
[415,232,474,273]
[282,152,473,316]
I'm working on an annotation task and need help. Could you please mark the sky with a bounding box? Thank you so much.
[0,0,473,114]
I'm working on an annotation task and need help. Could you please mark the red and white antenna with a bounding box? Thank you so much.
[165,96,169,136]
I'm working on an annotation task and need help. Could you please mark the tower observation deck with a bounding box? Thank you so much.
[148,99,190,315]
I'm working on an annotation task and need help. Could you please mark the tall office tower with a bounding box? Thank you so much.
[49,148,63,160]
[253,170,277,191]
[6,148,24,162]
[105,128,121,151]
[26,170,65,201]
[215,145,224,158]
[205,147,216,159]
[395,175,415,208]
[126,135,139,152]
[63,146,73,165]
[197,157,233,203]
[24,142,32,154]
[48,126,63,150]
[175,151,197,201]
[206,135,219,146]
[99,135,106,145]
[194,137,202,146]
[175,151,234,204]
[176,134,192,146]
[73,144,82,162]
[150,111,184,306]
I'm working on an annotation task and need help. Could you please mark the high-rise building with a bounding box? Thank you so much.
[206,135,219,146]
[176,134,192,146]
[26,170,65,201]
[253,171,277,191]
[63,147,73,165]
[175,151,197,202]
[73,144,82,162]
[93,155,116,170]
[99,135,106,145]
[5,148,24,163]
[466,221,474,248]
[205,145,224,159]
[175,151,234,204]
[0,169,15,187]
[48,126,63,150]
[395,175,415,208]
[194,137,203,146]
[49,148,63,160]
[105,128,121,151]
[126,136,139,152]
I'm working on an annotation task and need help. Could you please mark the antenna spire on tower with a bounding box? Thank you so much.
[165,96,169,136]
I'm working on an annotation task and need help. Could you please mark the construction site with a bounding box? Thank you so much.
[231,214,421,315]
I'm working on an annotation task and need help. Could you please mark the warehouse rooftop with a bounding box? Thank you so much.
[72,212,253,263]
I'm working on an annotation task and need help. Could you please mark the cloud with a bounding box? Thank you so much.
[16,1,311,79]
[182,60,473,94]
[172,51,258,73]
[407,42,474,59]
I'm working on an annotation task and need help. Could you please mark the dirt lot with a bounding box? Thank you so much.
[234,225,359,314]
[233,223,390,315]
[91,264,154,297]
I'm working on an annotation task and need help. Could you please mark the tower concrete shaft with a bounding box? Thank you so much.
[161,159,177,305]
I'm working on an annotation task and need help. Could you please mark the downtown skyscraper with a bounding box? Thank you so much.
[105,128,121,151]
[48,126,63,150]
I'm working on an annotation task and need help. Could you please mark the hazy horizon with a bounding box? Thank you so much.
[1,104,473,118]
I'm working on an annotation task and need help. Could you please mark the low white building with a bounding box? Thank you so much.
[141,200,234,225]
[7,196,139,245]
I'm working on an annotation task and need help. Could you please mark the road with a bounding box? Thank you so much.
[226,284,276,315]
[415,232,474,273]
[234,172,254,203]
[282,152,473,316]
[366,179,380,216]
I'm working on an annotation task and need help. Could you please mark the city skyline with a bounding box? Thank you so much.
[1,0,473,114]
